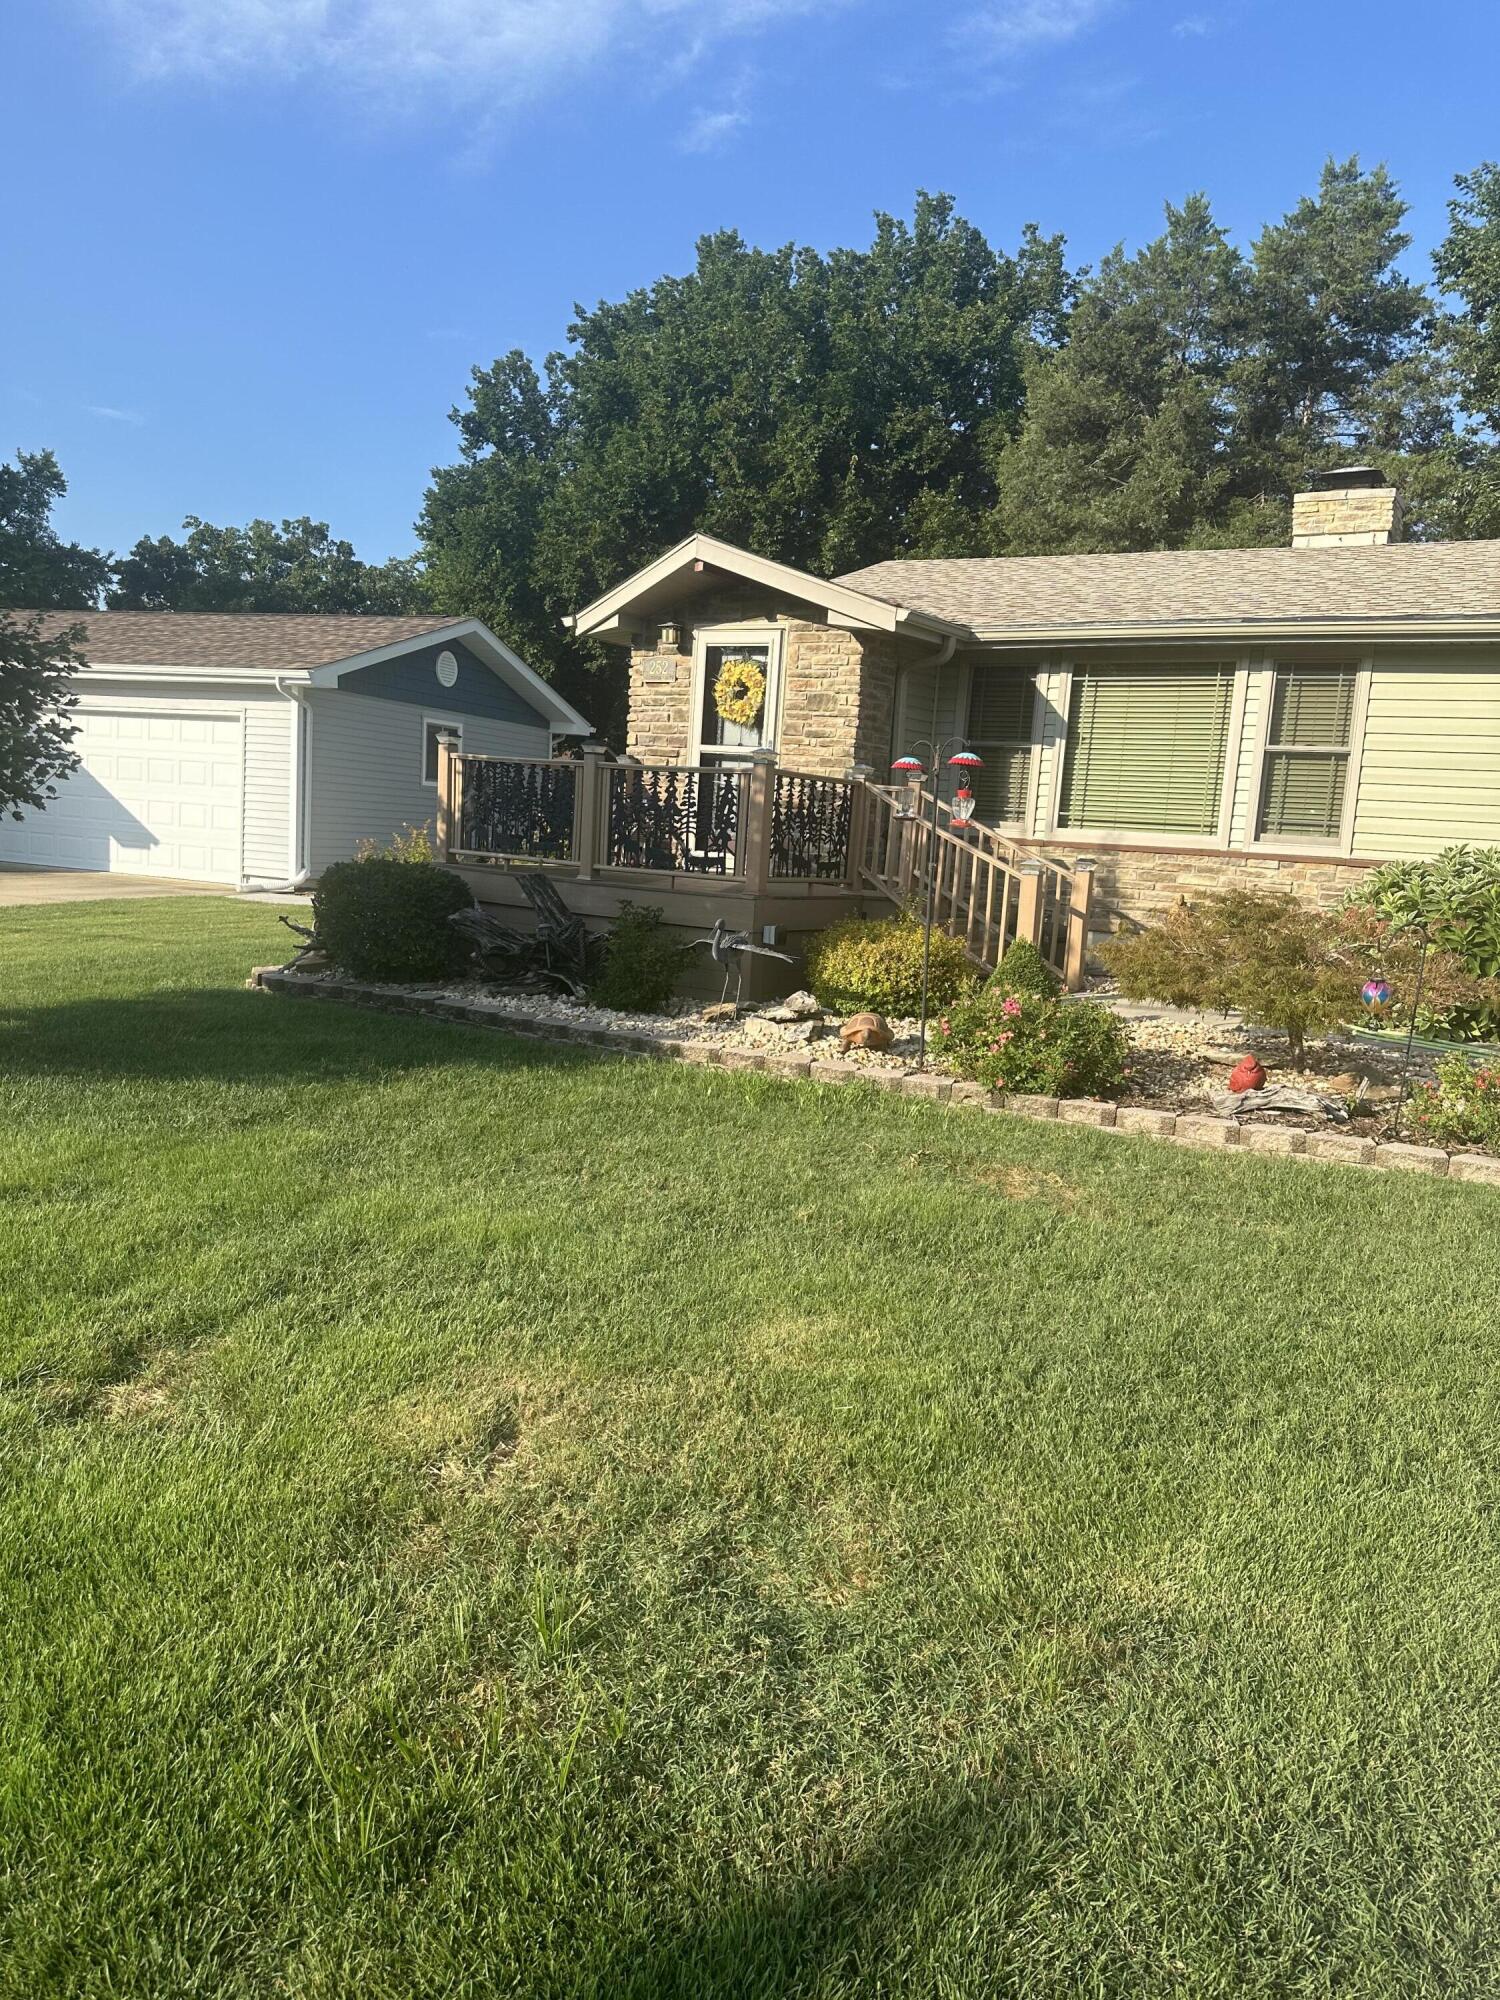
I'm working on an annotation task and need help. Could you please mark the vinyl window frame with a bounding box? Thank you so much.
[1246,659,1370,856]
[1042,658,1250,850]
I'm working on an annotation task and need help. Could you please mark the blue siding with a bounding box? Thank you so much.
[338,639,550,728]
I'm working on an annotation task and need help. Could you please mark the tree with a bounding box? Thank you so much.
[0,612,83,819]
[1232,158,1442,508]
[992,196,1250,552]
[0,450,110,610]
[1432,161,1500,537]
[108,516,425,614]
[418,195,1068,730]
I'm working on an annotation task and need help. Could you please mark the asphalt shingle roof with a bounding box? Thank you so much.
[835,540,1500,632]
[25,610,464,671]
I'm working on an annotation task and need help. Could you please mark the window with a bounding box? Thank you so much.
[965,667,1035,824]
[422,718,460,785]
[1058,666,1235,835]
[1256,667,1357,842]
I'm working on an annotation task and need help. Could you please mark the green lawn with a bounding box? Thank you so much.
[3,898,1499,1999]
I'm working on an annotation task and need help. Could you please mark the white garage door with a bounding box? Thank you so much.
[0,706,244,883]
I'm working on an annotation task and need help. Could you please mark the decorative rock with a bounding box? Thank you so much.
[1174,1115,1240,1149]
[1373,1143,1449,1176]
[1240,1125,1307,1156]
[1116,1106,1177,1137]
[701,1001,740,1023]
[839,1011,894,1052]
[1057,1098,1118,1127]
[1303,1133,1377,1167]
[1449,1153,1500,1186]
[760,989,823,1023]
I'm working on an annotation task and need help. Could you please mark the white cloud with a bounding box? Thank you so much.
[97,0,833,111]
[87,404,147,425]
[960,0,1113,59]
[680,106,750,152]
[1172,12,1211,33]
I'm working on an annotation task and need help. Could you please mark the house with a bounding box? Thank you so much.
[1,612,590,887]
[564,469,1500,941]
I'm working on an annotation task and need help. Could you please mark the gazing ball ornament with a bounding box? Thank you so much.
[1361,978,1393,1015]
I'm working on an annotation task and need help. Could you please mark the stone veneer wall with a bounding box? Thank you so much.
[625,589,899,776]
[1024,837,1380,945]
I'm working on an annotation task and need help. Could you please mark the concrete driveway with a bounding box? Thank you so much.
[0,865,227,906]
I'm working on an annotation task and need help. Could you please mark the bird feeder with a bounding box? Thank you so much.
[947,749,983,829]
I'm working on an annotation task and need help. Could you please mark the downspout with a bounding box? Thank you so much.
[890,627,958,769]
[267,675,313,891]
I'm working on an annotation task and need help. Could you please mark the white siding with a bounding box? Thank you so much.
[0,677,294,884]
[304,690,550,872]
[1352,655,1500,858]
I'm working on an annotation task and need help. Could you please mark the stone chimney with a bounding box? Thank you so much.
[1291,466,1403,548]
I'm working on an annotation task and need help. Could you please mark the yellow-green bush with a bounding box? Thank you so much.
[805,916,975,1017]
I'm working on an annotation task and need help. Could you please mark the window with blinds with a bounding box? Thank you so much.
[965,667,1035,825]
[1257,666,1357,842]
[1058,666,1235,835]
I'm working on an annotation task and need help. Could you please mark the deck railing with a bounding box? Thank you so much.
[438,743,1095,986]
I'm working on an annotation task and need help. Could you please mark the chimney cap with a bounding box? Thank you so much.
[1304,465,1391,492]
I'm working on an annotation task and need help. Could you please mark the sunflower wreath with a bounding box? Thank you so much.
[713,655,767,730]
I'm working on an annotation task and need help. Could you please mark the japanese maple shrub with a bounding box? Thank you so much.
[1101,889,1498,1069]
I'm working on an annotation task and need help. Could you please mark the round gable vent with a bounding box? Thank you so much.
[435,650,459,688]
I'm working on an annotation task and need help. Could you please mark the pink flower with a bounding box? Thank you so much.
[1001,995,1022,1018]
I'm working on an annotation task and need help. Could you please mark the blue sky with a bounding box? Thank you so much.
[5,0,1499,565]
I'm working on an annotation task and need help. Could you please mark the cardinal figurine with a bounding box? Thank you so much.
[1228,1053,1267,1094]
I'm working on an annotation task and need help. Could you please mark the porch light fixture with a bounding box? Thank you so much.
[891,741,982,1066]
[658,620,680,650]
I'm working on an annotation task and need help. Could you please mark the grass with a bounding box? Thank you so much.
[2,896,1499,1998]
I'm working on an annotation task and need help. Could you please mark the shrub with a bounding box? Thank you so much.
[987,936,1061,1002]
[587,903,691,1014]
[1352,845,1500,1040]
[313,858,472,983]
[355,820,437,863]
[933,988,1129,1098]
[805,916,975,1017]
[1406,1054,1500,1153]
[1101,889,1499,1069]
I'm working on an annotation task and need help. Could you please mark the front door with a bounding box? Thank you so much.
[693,634,780,772]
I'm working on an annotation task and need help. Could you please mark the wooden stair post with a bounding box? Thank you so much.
[1064,856,1096,990]
[436,729,462,858]
[1015,860,1044,951]
[741,750,777,894]
[842,764,873,891]
[573,742,608,882]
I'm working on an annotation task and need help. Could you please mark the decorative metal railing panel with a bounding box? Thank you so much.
[458,757,576,862]
[770,773,852,881]
[606,765,742,874]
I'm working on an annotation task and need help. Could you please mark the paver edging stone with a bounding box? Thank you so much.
[254,969,1494,1187]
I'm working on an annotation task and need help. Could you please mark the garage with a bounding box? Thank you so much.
[5,611,592,888]
[0,706,245,884]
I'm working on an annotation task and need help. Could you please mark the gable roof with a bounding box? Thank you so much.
[565,532,965,642]
[835,540,1500,639]
[25,609,593,735]
[29,610,465,671]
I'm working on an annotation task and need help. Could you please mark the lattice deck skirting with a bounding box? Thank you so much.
[249,967,1500,1189]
